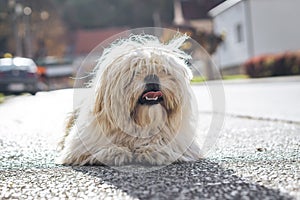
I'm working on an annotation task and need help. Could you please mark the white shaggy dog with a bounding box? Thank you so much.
[56,34,201,166]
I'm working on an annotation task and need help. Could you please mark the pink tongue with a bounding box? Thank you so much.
[143,91,163,99]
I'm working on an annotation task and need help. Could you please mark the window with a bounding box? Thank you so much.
[236,23,243,43]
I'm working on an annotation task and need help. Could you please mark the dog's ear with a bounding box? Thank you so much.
[94,89,101,114]
[93,72,108,115]
[93,84,105,115]
[93,66,110,115]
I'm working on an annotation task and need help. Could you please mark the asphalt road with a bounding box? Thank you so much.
[0,78,299,199]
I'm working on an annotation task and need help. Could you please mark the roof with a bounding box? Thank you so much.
[74,27,128,55]
[181,1,225,20]
[208,0,243,17]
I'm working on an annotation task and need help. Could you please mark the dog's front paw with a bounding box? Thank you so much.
[134,147,175,165]
[91,146,133,166]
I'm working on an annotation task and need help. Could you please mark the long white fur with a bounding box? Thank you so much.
[56,34,202,166]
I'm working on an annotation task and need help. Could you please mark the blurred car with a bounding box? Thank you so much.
[0,57,40,95]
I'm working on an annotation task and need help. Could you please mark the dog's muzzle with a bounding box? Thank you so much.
[138,74,163,105]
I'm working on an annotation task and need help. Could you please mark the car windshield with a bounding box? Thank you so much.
[0,58,37,72]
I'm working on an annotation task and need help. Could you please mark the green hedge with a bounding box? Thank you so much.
[244,51,300,78]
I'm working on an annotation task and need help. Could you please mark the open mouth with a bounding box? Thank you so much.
[138,74,163,105]
[139,90,163,105]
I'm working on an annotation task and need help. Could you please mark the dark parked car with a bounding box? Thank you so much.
[0,57,39,95]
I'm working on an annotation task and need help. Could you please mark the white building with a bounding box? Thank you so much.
[209,0,300,73]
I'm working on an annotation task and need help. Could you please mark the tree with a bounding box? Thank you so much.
[0,0,67,58]
[55,0,174,30]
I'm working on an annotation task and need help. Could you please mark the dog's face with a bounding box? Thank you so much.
[93,47,193,138]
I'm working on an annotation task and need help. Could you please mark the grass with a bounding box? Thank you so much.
[191,74,249,83]
[0,93,4,104]
[222,74,249,80]
[191,76,207,83]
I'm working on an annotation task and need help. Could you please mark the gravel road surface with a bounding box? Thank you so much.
[0,80,299,199]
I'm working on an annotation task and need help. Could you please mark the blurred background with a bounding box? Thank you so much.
[0,0,299,93]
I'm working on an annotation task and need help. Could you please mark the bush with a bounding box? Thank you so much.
[244,51,300,78]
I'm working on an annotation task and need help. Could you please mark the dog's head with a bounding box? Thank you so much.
[92,35,195,138]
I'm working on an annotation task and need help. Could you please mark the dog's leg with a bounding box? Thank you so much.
[56,143,133,166]
[57,109,78,151]
[89,146,133,166]
[134,145,179,165]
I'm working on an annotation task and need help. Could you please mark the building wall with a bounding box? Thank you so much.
[211,0,300,71]
[212,1,250,69]
[250,0,300,56]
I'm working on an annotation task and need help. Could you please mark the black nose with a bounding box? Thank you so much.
[144,74,160,91]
